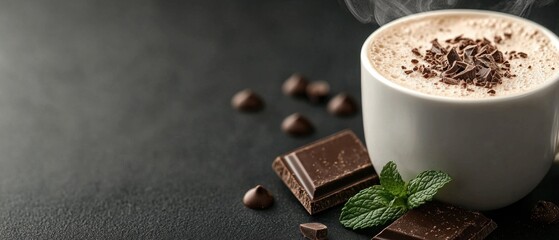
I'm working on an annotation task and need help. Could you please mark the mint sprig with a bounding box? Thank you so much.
[340,161,452,229]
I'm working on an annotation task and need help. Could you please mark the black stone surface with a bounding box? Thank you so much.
[0,0,557,239]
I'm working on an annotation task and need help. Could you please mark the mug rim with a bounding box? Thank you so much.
[361,9,559,104]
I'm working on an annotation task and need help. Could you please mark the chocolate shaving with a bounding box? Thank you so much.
[404,34,521,94]
[412,48,422,57]
[442,76,460,85]
[430,39,446,55]
[491,50,504,63]
[446,47,461,66]
[494,35,502,44]
[463,45,477,57]
[454,64,476,81]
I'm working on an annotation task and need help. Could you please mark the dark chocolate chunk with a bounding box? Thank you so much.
[231,89,264,112]
[327,93,358,116]
[373,202,497,240]
[272,130,378,215]
[306,81,330,103]
[454,64,476,81]
[242,185,274,209]
[300,222,328,240]
[446,47,461,66]
[281,113,314,136]
[463,45,478,57]
[283,73,309,97]
[531,201,559,224]
[443,61,468,77]
[490,50,505,63]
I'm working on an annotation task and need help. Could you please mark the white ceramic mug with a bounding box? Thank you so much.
[361,10,559,210]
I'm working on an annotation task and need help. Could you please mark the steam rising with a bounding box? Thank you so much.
[344,0,556,25]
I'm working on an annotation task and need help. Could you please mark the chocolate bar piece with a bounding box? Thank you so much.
[272,130,378,215]
[373,202,497,240]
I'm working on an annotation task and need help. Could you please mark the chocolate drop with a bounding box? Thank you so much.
[306,81,330,103]
[281,113,314,136]
[242,185,274,209]
[282,73,309,97]
[231,89,264,112]
[327,93,358,116]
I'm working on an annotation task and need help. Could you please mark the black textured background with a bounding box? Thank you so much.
[0,0,558,239]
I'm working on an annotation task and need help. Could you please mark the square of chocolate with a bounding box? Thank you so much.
[272,130,378,215]
[372,201,497,240]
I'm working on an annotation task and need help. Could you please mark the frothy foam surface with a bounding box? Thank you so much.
[368,12,559,98]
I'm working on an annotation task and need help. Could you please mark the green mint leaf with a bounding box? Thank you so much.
[340,185,406,229]
[407,170,452,209]
[379,161,406,196]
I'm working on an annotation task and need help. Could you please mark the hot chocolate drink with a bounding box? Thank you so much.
[368,12,559,98]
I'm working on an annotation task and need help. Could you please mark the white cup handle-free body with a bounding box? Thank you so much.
[361,10,559,210]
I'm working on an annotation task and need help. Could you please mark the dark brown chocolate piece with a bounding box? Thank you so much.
[306,81,330,103]
[300,222,328,240]
[327,93,358,116]
[430,39,446,55]
[442,76,460,85]
[283,73,309,97]
[531,200,559,224]
[453,64,476,81]
[373,202,497,240]
[231,89,264,112]
[281,113,314,136]
[242,185,274,209]
[446,47,461,66]
[272,130,378,215]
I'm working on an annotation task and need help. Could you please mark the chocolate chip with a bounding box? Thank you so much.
[306,81,330,103]
[531,201,559,224]
[327,93,358,116]
[300,223,328,240]
[411,59,419,64]
[282,73,309,97]
[243,185,274,209]
[231,89,264,112]
[281,113,314,136]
